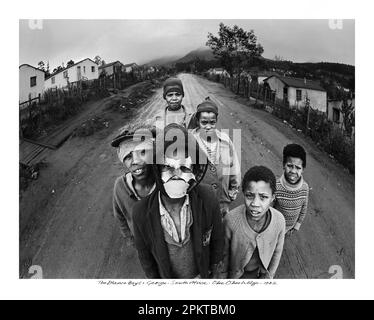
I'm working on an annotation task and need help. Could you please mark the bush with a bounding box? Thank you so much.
[72,116,109,137]
[324,128,355,174]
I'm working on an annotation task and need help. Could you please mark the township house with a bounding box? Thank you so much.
[19,64,45,106]
[44,58,99,90]
[99,61,125,76]
[123,63,139,73]
[327,98,355,128]
[264,75,327,113]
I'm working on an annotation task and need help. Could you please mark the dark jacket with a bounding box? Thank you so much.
[132,183,224,279]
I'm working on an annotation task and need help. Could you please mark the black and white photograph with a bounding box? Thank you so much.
[18,18,356,283]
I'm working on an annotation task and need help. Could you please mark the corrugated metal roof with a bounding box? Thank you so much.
[264,75,326,92]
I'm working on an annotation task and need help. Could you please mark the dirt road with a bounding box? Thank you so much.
[19,73,354,279]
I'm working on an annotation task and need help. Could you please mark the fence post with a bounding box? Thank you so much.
[305,97,311,135]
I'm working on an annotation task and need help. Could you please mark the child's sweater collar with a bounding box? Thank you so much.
[280,173,304,191]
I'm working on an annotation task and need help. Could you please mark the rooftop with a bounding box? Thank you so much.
[264,75,326,92]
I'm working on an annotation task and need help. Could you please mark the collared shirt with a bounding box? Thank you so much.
[158,192,192,244]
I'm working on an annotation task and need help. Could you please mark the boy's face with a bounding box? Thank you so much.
[284,157,304,184]
[122,142,153,182]
[244,181,275,222]
[198,112,217,134]
[165,91,183,110]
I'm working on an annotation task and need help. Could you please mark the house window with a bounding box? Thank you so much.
[296,89,302,101]
[91,66,95,72]
[83,66,86,73]
[51,77,55,84]
[333,108,340,123]
[30,76,37,87]
[63,70,68,78]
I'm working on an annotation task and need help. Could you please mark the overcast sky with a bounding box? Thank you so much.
[19,19,355,70]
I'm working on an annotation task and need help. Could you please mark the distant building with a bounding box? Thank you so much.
[264,75,327,113]
[19,64,45,105]
[328,98,355,128]
[99,61,125,76]
[248,71,280,84]
[123,63,139,73]
[44,58,99,90]
[207,68,230,78]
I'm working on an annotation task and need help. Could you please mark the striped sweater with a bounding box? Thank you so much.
[274,174,309,232]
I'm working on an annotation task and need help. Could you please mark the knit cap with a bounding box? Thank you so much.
[163,78,184,98]
[196,99,218,116]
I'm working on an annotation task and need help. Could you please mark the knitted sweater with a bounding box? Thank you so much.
[274,174,309,232]
[221,205,286,279]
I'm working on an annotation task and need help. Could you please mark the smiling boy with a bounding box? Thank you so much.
[112,128,156,243]
[274,144,310,236]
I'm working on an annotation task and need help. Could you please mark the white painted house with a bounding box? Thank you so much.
[44,58,99,90]
[19,64,45,105]
[264,75,327,113]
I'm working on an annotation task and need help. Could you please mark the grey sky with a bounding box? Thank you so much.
[19,19,355,70]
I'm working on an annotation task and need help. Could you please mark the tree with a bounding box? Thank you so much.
[52,65,64,74]
[38,61,45,71]
[67,59,75,68]
[207,23,264,93]
[94,55,102,66]
[341,98,355,137]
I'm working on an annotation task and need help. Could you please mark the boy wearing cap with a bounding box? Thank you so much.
[112,128,156,243]
[156,77,189,128]
[190,98,241,217]
[274,144,310,237]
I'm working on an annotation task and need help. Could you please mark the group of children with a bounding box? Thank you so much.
[112,77,310,279]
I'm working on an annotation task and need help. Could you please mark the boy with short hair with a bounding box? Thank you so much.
[274,143,310,236]
[221,166,286,279]
[155,77,189,128]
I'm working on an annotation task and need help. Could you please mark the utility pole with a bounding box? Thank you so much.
[305,94,311,135]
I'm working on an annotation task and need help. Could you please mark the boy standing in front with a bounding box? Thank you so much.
[274,144,310,237]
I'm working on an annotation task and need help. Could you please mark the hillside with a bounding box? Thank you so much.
[143,54,181,67]
[144,47,216,67]
[174,48,216,64]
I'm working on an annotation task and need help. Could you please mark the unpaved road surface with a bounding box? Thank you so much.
[19,73,354,279]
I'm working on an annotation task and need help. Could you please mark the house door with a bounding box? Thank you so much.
[77,66,81,80]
